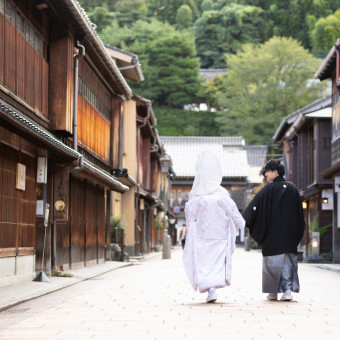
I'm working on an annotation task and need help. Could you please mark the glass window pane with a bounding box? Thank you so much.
[5,0,15,25]
[34,32,42,54]
[17,11,24,36]
[25,21,30,42]
[29,25,34,46]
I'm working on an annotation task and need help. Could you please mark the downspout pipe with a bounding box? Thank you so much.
[136,104,151,254]
[73,40,85,152]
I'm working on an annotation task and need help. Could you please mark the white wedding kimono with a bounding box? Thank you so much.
[183,186,245,293]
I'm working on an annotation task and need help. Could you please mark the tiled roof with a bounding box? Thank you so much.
[0,100,129,192]
[160,137,248,178]
[244,145,268,167]
[200,69,227,82]
[314,44,337,81]
[272,96,331,143]
[105,44,144,83]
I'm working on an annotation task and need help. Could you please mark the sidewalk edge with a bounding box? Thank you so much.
[0,262,133,313]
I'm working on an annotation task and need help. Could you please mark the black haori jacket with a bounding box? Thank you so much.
[242,176,305,257]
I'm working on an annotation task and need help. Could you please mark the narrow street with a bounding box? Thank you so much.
[0,247,339,340]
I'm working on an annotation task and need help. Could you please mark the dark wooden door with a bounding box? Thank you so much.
[0,143,35,255]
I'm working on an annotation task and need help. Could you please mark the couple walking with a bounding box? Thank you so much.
[183,150,305,303]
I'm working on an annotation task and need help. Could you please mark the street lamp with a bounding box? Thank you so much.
[169,217,176,224]
[168,217,176,246]
[311,232,320,257]
[160,153,172,259]
[160,153,172,173]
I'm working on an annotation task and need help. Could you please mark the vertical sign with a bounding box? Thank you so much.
[16,163,26,190]
[37,157,47,183]
[53,166,69,221]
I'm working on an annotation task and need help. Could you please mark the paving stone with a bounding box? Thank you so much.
[0,247,339,339]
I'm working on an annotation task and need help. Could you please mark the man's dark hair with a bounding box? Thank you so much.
[264,159,285,176]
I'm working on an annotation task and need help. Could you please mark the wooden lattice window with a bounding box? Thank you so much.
[16,11,24,36]
[5,0,14,26]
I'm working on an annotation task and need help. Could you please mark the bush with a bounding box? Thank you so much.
[154,217,163,231]
[110,216,126,244]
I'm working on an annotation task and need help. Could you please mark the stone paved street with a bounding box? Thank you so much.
[0,246,339,340]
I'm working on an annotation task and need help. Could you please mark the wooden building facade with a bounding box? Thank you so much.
[113,94,166,256]
[106,45,169,257]
[315,40,340,263]
[0,0,132,285]
[272,96,333,257]
[135,96,165,255]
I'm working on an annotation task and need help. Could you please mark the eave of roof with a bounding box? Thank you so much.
[83,160,129,192]
[0,99,129,192]
[314,43,337,81]
[133,94,157,126]
[0,99,80,160]
[272,96,332,143]
[320,161,340,178]
[105,45,144,83]
[284,107,331,141]
[304,107,332,118]
[300,183,332,199]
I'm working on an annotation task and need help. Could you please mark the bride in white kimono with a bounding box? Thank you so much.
[183,150,245,303]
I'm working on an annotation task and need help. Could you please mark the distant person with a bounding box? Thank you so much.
[179,227,187,249]
[183,150,245,303]
[243,160,305,301]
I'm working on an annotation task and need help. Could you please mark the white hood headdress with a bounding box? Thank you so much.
[191,150,222,196]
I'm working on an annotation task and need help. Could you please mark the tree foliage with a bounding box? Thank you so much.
[193,4,267,68]
[101,19,202,108]
[77,0,339,140]
[310,10,340,53]
[154,106,220,136]
[176,5,193,30]
[79,0,340,65]
[205,37,327,144]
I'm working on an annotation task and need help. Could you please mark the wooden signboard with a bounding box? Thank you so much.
[16,163,26,190]
[53,166,69,221]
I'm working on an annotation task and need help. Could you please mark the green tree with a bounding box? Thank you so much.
[79,0,148,29]
[86,5,117,32]
[101,19,202,108]
[193,4,266,68]
[310,9,340,53]
[206,37,327,144]
[155,106,220,136]
[147,0,202,23]
[235,0,340,50]
[79,0,340,54]
[110,0,148,27]
[176,5,193,30]
[201,0,213,11]
[146,0,184,24]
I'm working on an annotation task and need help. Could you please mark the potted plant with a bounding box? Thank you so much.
[110,216,126,244]
[154,217,163,252]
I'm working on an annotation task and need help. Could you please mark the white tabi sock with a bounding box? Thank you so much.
[208,288,216,295]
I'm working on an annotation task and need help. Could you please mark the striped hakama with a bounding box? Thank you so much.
[262,253,300,293]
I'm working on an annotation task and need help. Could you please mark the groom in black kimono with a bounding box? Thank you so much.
[243,159,305,301]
